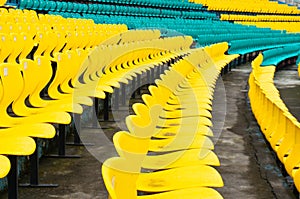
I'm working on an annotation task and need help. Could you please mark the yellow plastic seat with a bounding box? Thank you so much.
[0,123,55,178]
[0,155,10,178]
[293,169,300,192]
[276,120,298,163]
[11,57,79,118]
[114,131,220,169]
[0,136,35,157]
[0,123,55,138]
[136,163,223,191]
[153,125,214,138]
[140,187,223,199]
[0,63,71,126]
[19,57,83,114]
[102,158,223,198]
[155,116,213,128]
[148,135,214,152]
[0,0,6,6]
[47,51,93,106]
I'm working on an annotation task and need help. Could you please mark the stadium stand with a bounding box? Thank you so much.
[0,6,212,198]
[0,0,300,198]
[248,52,300,193]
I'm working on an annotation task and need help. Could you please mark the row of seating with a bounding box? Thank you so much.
[197,32,286,47]
[76,14,288,41]
[227,35,300,55]
[102,42,239,199]
[190,0,300,14]
[16,0,205,11]
[15,0,209,19]
[0,7,202,198]
[221,14,300,22]
[0,8,128,45]
[248,53,300,192]
[261,44,300,66]
[236,21,300,33]
[48,8,217,20]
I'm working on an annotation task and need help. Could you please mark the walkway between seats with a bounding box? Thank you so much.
[212,63,295,198]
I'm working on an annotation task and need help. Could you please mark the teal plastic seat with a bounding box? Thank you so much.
[24,0,33,9]
[30,0,39,9]
[60,1,67,12]
[55,1,62,11]
[67,2,74,13]
[72,3,79,13]
[262,44,300,66]
[37,0,47,10]
[18,0,27,9]
[46,0,55,11]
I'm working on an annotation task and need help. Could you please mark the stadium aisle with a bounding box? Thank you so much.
[212,64,295,198]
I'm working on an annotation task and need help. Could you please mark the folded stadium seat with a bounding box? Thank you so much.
[228,36,300,55]
[126,48,221,135]
[261,44,300,66]
[21,0,33,9]
[0,123,56,162]
[18,0,28,9]
[204,42,240,71]
[76,2,85,13]
[0,0,6,5]
[60,31,180,98]
[102,159,223,199]
[0,155,12,178]
[93,37,188,95]
[0,132,35,179]
[86,3,95,14]
[70,2,78,13]
[103,49,222,197]
[35,0,45,10]
[282,123,300,177]
[276,116,299,163]
[31,0,40,10]
[113,131,220,170]
[136,164,223,192]
[58,1,68,12]
[3,29,79,113]
[66,1,74,13]
[0,60,71,126]
[126,59,215,144]
[293,168,300,193]
[0,63,57,196]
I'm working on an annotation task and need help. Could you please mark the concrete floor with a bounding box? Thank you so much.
[0,64,299,199]
[213,64,295,199]
[274,64,300,121]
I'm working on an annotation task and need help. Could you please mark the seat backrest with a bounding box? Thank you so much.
[102,158,139,199]
[0,63,24,115]
[113,131,149,159]
[28,56,54,106]
[0,33,13,63]
[0,0,7,6]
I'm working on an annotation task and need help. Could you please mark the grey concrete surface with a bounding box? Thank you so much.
[274,64,300,121]
[213,64,295,199]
